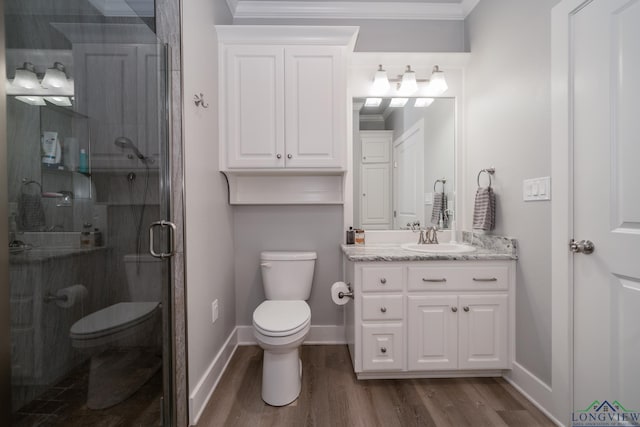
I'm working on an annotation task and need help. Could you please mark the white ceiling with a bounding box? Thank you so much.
[227,0,480,20]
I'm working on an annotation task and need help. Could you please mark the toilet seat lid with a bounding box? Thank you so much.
[253,301,310,337]
[70,302,159,339]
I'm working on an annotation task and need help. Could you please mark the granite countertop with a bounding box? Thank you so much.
[341,231,518,262]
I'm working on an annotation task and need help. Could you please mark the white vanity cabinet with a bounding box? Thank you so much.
[217,27,358,171]
[345,259,515,379]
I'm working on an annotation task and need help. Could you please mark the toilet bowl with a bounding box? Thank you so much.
[253,251,316,406]
[69,254,162,409]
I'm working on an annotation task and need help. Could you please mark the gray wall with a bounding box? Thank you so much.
[464,0,560,386]
[234,18,467,52]
[182,0,235,402]
[234,205,344,326]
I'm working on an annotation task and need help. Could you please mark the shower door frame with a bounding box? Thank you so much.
[0,0,11,419]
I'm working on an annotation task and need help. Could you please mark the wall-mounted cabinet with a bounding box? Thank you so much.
[73,44,161,171]
[216,26,359,204]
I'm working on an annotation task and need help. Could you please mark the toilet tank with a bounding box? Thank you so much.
[260,251,317,300]
[124,254,163,301]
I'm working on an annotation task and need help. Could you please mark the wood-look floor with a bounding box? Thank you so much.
[198,345,555,427]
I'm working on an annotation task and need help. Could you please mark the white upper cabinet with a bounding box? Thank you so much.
[217,26,358,172]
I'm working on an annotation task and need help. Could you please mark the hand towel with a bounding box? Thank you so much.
[431,193,444,225]
[472,187,496,231]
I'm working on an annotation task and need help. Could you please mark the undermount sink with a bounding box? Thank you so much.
[401,243,476,254]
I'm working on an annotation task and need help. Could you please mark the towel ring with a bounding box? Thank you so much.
[21,178,42,193]
[477,168,495,188]
[433,178,446,192]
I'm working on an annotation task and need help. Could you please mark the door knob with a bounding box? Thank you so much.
[570,239,595,254]
[380,306,387,313]
[287,154,293,159]
[276,154,282,159]
[451,306,458,312]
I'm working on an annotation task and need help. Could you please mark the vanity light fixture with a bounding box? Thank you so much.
[389,98,408,107]
[13,62,39,89]
[371,64,448,96]
[371,65,390,94]
[41,62,68,89]
[364,97,382,107]
[414,98,435,108]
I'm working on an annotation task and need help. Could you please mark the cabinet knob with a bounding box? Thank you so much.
[363,156,367,160]
[380,347,387,354]
[363,193,366,197]
[451,306,458,312]
[287,154,293,159]
[380,278,387,284]
[380,306,387,313]
[463,306,470,312]
[276,154,282,159]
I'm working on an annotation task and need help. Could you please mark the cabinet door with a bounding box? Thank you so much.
[362,324,403,371]
[73,44,138,168]
[458,294,509,369]
[408,295,458,370]
[360,163,391,228]
[360,131,391,163]
[284,46,345,168]
[224,45,285,168]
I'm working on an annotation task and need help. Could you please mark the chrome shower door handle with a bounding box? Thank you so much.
[149,220,177,259]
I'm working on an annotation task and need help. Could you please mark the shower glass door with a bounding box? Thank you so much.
[3,1,173,425]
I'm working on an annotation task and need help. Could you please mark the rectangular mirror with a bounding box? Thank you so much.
[353,97,455,230]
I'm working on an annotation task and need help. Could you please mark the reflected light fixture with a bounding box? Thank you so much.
[41,62,68,89]
[414,98,435,108]
[364,97,382,107]
[389,98,408,107]
[44,96,72,107]
[372,65,390,94]
[15,96,46,106]
[13,62,39,89]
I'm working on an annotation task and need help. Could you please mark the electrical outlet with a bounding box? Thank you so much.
[212,300,219,324]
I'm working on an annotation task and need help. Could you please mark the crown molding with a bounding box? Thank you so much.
[226,0,480,21]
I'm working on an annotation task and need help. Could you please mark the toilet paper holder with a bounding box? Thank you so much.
[338,282,354,300]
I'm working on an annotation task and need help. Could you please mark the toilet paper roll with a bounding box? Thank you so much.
[56,284,88,308]
[331,281,351,306]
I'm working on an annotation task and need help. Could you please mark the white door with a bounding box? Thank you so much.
[393,121,424,228]
[572,0,640,413]
[360,164,391,229]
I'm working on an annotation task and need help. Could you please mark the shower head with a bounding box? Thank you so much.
[114,136,146,161]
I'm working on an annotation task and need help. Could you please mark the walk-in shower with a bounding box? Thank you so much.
[2,1,174,425]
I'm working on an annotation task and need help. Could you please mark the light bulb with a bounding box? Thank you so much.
[372,64,390,95]
[13,62,39,89]
[398,65,418,95]
[41,62,68,89]
[428,65,448,96]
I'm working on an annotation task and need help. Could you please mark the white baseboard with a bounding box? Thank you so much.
[236,324,346,345]
[504,362,564,426]
[189,328,238,426]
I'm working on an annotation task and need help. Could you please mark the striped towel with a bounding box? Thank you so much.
[431,193,447,225]
[472,187,496,231]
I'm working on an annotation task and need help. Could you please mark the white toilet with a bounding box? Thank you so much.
[69,254,162,409]
[253,251,316,406]
[70,254,162,349]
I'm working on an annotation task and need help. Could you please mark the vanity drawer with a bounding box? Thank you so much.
[362,266,403,292]
[362,295,403,321]
[408,265,509,291]
[362,323,404,371]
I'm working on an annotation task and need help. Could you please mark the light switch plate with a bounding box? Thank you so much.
[523,177,551,201]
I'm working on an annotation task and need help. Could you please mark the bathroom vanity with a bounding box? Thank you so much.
[341,233,517,379]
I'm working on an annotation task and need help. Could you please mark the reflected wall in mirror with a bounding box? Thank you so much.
[353,97,455,230]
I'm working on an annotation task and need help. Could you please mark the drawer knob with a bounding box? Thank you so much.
[451,306,458,312]
[422,278,446,282]
[276,154,282,159]
[380,347,387,354]
[463,306,470,312]
[380,278,387,284]
[287,154,293,159]
[473,277,497,282]
[380,306,387,313]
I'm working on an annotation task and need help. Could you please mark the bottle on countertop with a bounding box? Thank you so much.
[80,222,93,248]
[355,229,365,246]
[346,227,355,245]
